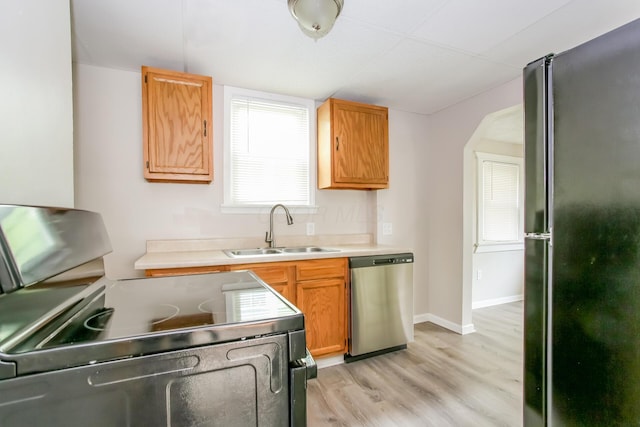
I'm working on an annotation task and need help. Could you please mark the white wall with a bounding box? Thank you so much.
[377,110,425,317]
[473,250,524,306]
[74,64,420,280]
[415,78,523,332]
[0,0,74,207]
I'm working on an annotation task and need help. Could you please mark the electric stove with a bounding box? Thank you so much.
[0,204,314,427]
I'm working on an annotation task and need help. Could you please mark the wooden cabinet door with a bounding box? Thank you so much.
[318,98,388,190]
[142,66,213,183]
[333,101,388,186]
[296,278,347,357]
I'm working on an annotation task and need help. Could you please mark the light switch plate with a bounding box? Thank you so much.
[382,223,392,235]
[306,223,315,236]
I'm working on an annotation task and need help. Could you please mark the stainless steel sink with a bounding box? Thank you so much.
[280,246,337,253]
[224,248,282,257]
[223,246,340,258]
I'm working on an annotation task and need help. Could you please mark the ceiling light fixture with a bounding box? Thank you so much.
[288,0,344,40]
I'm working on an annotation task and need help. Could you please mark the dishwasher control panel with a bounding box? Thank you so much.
[373,256,413,265]
[349,253,414,268]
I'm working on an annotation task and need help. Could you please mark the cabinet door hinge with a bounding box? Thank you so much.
[146,161,149,169]
[204,120,207,137]
[144,75,147,83]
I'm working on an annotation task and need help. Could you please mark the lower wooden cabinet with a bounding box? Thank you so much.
[232,258,348,358]
[296,277,346,357]
[145,258,348,358]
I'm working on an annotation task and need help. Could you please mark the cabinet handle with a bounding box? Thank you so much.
[336,137,339,151]
[204,120,207,137]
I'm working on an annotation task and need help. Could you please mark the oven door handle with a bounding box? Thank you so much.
[290,363,307,426]
[304,349,317,380]
[289,349,316,426]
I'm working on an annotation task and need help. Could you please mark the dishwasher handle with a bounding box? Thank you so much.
[373,258,395,265]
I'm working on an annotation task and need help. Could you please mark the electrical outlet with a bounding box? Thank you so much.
[477,269,483,280]
[382,223,392,236]
[306,222,315,236]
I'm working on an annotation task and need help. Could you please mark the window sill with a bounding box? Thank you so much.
[474,242,524,253]
[221,204,319,215]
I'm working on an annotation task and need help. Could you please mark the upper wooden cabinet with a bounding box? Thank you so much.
[317,98,389,190]
[141,66,213,183]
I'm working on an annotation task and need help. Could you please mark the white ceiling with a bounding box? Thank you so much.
[71,0,640,115]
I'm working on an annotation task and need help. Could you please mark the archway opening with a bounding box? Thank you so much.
[462,104,524,330]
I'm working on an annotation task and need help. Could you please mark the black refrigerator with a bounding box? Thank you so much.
[523,18,640,426]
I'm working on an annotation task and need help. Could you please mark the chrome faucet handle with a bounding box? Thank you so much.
[266,204,293,249]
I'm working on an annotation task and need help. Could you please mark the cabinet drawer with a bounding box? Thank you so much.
[296,258,346,281]
[231,263,290,284]
[145,265,229,277]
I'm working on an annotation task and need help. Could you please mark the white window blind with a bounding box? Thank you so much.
[228,96,310,206]
[476,152,524,251]
[482,160,520,241]
[224,286,295,322]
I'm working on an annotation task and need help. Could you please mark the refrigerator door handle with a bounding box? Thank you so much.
[524,232,550,240]
[524,228,552,246]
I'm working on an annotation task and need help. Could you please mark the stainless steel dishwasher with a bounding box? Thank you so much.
[346,253,414,362]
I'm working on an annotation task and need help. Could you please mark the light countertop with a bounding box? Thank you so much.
[134,234,412,271]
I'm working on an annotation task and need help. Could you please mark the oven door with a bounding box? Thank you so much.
[0,335,293,427]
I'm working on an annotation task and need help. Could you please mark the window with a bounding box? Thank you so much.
[476,152,524,252]
[223,86,315,211]
[224,285,294,322]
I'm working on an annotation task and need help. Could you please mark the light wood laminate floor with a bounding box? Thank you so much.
[307,301,523,427]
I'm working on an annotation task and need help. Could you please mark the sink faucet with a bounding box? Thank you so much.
[265,204,294,248]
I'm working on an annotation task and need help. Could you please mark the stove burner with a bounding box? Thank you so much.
[197,298,216,314]
[84,303,180,332]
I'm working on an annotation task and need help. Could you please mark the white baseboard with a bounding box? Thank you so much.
[315,355,344,369]
[472,294,523,309]
[413,313,430,324]
[413,313,475,335]
[461,323,476,334]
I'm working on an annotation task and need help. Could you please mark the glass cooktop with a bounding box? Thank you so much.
[1,270,301,355]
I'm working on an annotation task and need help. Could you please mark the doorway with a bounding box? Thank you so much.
[462,104,524,326]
